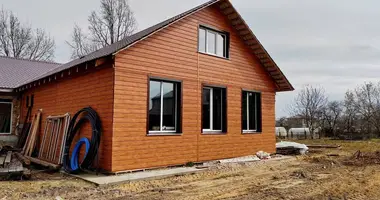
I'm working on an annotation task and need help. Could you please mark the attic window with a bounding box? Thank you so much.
[198,26,229,58]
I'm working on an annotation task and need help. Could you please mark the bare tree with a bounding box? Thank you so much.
[342,90,358,134]
[0,8,55,61]
[322,101,343,138]
[67,0,137,59]
[351,82,380,137]
[289,85,328,139]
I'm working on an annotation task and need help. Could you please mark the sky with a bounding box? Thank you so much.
[2,0,380,118]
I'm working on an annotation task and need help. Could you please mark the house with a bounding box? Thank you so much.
[0,56,60,143]
[1,0,293,173]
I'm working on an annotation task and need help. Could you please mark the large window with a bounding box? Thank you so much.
[202,86,227,133]
[198,26,229,58]
[0,100,12,134]
[148,79,181,134]
[242,91,262,133]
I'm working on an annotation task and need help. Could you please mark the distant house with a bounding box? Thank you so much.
[0,0,293,173]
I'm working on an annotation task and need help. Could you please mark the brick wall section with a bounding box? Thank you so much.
[20,64,114,171]
[112,4,277,172]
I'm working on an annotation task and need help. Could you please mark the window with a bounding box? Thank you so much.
[198,26,229,58]
[202,86,227,133]
[148,79,181,134]
[0,100,12,134]
[242,91,262,133]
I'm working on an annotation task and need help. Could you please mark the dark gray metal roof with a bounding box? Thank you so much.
[0,56,61,89]
[18,0,293,91]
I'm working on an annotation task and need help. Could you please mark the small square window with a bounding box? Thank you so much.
[148,79,182,134]
[198,26,229,58]
[202,86,227,133]
[242,91,262,133]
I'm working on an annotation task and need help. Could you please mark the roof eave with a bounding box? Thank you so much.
[0,88,14,93]
[218,0,294,92]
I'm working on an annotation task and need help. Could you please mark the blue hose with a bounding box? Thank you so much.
[70,138,90,171]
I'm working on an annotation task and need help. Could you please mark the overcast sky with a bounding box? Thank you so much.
[2,0,379,118]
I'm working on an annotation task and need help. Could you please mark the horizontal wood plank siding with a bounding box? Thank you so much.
[20,64,114,171]
[112,4,276,172]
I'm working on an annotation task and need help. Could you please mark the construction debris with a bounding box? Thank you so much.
[14,152,30,166]
[0,110,72,180]
[343,150,380,166]
[0,152,24,178]
[256,151,271,159]
[307,144,341,149]
[218,155,260,164]
[276,141,309,155]
[25,156,60,170]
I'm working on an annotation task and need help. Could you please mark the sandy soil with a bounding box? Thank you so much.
[1,140,380,200]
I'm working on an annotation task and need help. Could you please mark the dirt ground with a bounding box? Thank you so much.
[2,139,380,200]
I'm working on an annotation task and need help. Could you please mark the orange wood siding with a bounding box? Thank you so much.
[20,64,114,171]
[112,4,277,172]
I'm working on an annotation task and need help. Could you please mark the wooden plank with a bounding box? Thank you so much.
[25,110,42,157]
[4,151,12,167]
[0,156,5,167]
[22,114,36,153]
[25,156,61,170]
[14,152,31,166]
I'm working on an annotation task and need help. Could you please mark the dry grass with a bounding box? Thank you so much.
[297,138,380,152]
[2,139,380,199]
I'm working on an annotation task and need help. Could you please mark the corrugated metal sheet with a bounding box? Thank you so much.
[0,56,61,89]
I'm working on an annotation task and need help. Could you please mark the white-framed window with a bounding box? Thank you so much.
[202,86,227,133]
[242,91,261,133]
[0,100,12,134]
[198,26,229,58]
[148,79,181,134]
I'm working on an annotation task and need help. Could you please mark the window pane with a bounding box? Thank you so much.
[199,28,206,52]
[242,92,248,130]
[216,34,225,57]
[162,82,176,131]
[0,103,11,133]
[213,88,222,130]
[207,31,216,54]
[249,93,257,130]
[202,88,211,129]
[149,81,161,131]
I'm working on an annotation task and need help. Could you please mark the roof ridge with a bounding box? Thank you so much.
[0,55,61,65]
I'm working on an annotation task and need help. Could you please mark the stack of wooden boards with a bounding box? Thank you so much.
[22,109,42,157]
[0,109,72,179]
[0,151,23,174]
[17,111,71,170]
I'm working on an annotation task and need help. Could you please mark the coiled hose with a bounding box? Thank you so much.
[63,107,102,174]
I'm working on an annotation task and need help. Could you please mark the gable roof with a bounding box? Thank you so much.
[0,56,61,89]
[18,0,293,92]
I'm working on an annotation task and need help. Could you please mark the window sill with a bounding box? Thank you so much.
[198,51,230,60]
[202,131,227,135]
[242,131,261,134]
[147,132,182,136]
